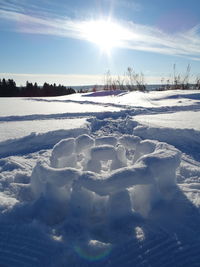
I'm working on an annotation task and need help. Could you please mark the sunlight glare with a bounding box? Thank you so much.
[80,19,131,55]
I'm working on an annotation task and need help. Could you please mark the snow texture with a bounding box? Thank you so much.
[0,90,200,266]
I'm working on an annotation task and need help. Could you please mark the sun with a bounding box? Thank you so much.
[80,19,129,55]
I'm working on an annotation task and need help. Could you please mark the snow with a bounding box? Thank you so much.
[61,89,200,109]
[0,89,200,266]
[0,97,121,117]
[134,110,200,131]
[0,118,88,142]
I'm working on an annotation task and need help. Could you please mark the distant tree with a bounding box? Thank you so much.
[1,78,7,96]
[8,79,18,96]
[66,87,76,95]
[26,81,34,96]
[0,78,76,97]
[0,78,18,96]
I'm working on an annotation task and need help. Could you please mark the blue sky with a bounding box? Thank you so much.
[0,0,200,85]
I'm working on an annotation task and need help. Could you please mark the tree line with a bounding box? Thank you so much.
[0,78,76,97]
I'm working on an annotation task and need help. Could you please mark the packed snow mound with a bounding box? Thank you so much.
[31,134,181,225]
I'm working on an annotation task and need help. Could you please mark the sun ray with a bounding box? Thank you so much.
[79,19,131,55]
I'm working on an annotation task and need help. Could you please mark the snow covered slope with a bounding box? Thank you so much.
[0,90,200,267]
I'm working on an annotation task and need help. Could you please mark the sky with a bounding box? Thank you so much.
[0,0,200,86]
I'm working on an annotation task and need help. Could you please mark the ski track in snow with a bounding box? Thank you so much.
[0,90,200,266]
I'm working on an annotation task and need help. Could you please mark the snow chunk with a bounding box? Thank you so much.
[95,136,118,146]
[130,184,161,218]
[90,145,117,162]
[134,139,157,162]
[108,189,132,219]
[31,161,79,199]
[118,135,141,149]
[86,145,126,173]
[80,165,154,196]
[50,138,76,168]
[138,142,181,190]
[75,134,95,153]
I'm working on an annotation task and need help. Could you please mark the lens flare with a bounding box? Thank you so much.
[74,240,112,262]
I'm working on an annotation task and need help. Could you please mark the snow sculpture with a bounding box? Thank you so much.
[50,138,77,168]
[68,184,108,222]
[108,189,132,220]
[86,145,126,173]
[130,184,160,218]
[75,134,95,169]
[31,134,181,225]
[118,135,141,149]
[31,161,80,224]
[118,135,141,163]
[95,136,117,146]
[130,142,181,217]
[114,145,127,170]
[75,134,95,153]
[31,161,79,198]
[134,140,157,162]
[139,142,181,191]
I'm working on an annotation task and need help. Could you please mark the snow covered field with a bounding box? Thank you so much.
[134,110,200,131]
[0,89,200,266]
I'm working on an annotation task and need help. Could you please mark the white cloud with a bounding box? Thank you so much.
[0,4,200,60]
